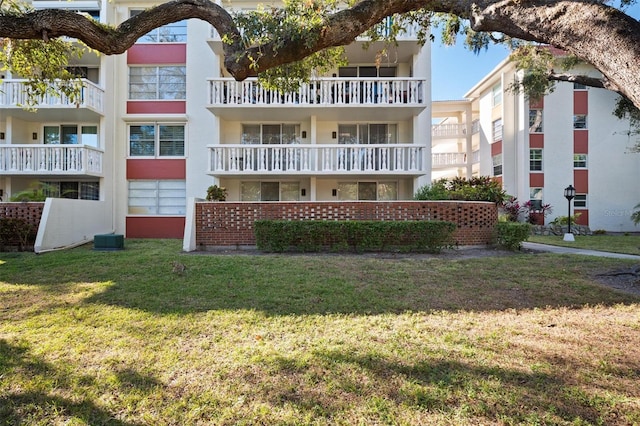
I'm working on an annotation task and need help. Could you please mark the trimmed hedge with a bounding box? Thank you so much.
[494,221,531,250]
[254,220,456,253]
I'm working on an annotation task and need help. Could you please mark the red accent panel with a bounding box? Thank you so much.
[529,134,544,149]
[126,216,185,238]
[529,98,544,108]
[529,173,544,187]
[491,140,502,156]
[127,101,186,114]
[574,209,589,226]
[127,159,186,179]
[493,176,503,186]
[574,170,588,193]
[573,91,588,114]
[127,44,187,64]
[573,130,588,153]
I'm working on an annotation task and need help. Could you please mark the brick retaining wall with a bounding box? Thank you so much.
[0,203,44,227]
[195,201,498,249]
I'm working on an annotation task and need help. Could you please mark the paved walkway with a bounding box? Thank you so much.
[522,242,640,260]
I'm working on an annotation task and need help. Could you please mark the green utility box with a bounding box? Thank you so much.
[94,234,124,251]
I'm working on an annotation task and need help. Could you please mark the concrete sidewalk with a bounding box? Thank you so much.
[522,242,640,260]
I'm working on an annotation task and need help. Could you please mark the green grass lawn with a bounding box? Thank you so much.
[1,239,640,425]
[528,234,640,255]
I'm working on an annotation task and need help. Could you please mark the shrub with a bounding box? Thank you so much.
[0,218,37,251]
[254,220,456,253]
[632,203,640,226]
[494,222,531,251]
[206,185,227,201]
[550,213,582,226]
[414,176,506,204]
[413,178,449,200]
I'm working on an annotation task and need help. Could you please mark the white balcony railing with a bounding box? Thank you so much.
[0,145,103,175]
[432,123,466,138]
[208,144,424,174]
[432,150,481,168]
[208,78,426,106]
[0,79,104,113]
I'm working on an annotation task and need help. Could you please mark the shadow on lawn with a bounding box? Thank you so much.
[256,348,628,424]
[0,339,148,425]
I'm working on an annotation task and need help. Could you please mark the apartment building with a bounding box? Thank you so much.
[436,57,640,232]
[3,1,638,243]
[0,0,432,240]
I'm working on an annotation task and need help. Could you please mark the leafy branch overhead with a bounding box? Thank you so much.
[2,0,640,109]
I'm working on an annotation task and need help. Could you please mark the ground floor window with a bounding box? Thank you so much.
[529,187,543,210]
[337,181,398,201]
[42,181,99,200]
[128,180,186,215]
[241,181,300,201]
[574,194,587,208]
[492,154,503,176]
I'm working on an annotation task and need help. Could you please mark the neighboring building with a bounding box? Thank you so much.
[436,56,640,231]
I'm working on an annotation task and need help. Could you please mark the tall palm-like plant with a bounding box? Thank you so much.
[632,203,640,225]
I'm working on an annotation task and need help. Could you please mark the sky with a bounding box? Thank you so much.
[430,4,640,101]
[431,38,510,101]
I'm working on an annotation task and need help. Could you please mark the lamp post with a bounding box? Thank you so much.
[563,184,576,242]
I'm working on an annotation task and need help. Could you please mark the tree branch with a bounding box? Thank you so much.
[3,0,640,108]
[546,71,622,93]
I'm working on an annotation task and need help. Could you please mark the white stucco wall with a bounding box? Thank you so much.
[34,199,113,253]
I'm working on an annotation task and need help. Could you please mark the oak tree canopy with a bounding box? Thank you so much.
[1,0,640,109]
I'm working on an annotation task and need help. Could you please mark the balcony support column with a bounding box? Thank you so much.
[465,103,474,179]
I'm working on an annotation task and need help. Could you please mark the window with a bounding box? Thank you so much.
[128,180,186,215]
[492,154,503,176]
[574,194,587,208]
[129,66,186,100]
[241,124,300,145]
[131,10,187,43]
[574,154,587,168]
[338,66,396,78]
[529,187,543,210]
[573,83,587,90]
[573,114,587,129]
[492,83,502,106]
[129,124,185,157]
[43,125,99,147]
[42,181,100,200]
[337,182,398,201]
[338,124,397,144]
[529,149,543,171]
[241,181,300,201]
[529,109,543,133]
[492,119,503,142]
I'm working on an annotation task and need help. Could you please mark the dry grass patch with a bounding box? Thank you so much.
[0,240,639,425]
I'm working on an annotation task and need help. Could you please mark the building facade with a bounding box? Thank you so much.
[436,58,640,232]
[3,0,431,239]
[1,1,638,240]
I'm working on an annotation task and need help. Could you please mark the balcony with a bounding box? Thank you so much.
[0,79,104,121]
[208,144,425,176]
[432,123,466,139]
[432,150,480,169]
[0,145,103,177]
[207,78,427,121]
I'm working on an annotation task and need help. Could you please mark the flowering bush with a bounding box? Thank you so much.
[500,197,552,224]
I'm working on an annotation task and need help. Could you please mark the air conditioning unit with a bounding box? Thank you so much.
[94,234,124,251]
